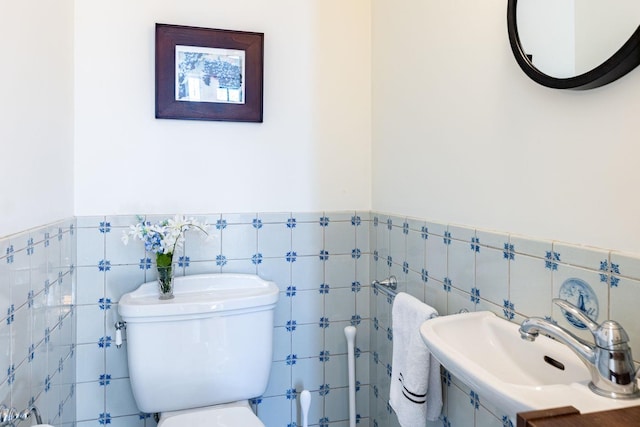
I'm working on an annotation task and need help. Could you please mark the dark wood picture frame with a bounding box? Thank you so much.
[155,23,264,122]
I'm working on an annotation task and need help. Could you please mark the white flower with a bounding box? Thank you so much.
[122,215,209,256]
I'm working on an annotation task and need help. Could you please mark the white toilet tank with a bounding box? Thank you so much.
[118,273,279,413]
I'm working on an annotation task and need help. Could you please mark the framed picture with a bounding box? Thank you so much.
[155,23,264,122]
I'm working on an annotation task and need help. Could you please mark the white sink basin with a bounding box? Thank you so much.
[419,311,640,417]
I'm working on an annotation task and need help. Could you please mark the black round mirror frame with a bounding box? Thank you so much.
[507,0,640,90]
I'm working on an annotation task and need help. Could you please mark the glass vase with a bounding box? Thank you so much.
[156,264,174,300]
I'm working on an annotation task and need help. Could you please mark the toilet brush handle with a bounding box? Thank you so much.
[300,390,310,427]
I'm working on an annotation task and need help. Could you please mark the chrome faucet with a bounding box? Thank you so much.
[519,298,640,399]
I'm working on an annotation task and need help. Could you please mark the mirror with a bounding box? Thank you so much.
[507,0,640,89]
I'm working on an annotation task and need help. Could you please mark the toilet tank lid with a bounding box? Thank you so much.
[118,273,279,320]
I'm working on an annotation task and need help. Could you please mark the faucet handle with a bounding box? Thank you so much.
[553,298,630,349]
[553,298,599,333]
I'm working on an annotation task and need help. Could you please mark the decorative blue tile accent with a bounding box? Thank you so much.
[600,260,621,287]
[442,416,451,427]
[373,384,379,398]
[503,300,515,320]
[403,261,409,274]
[45,375,51,392]
[387,327,393,341]
[469,390,480,409]
[139,257,152,270]
[178,256,190,267]
[319,250,329,261]
[443,231,452,245]
[319,384,330,396]
[286,388,297,400]
[373,216,379,227]
[319,317,329,328]
[471,288,480,304]
[470,237,480,252]
[216,254,227,266]
[286,286,297,297]
[355,347,361,358]
[319,417,329,427]
[351,314,361,326]
[44,327,51,343]
[444,369,452,386]
[27,237,34,255]
[286,354,297,366]
[351,281,361,293]
[286,251,297,262]
[421,226,428,240]
[98,298,112,310]
[319,350,330,362]
[421,268,428,283]
[99,222,111,233]
[386,218,393,230]
[250,397,262,405]
[373,351,379,364]
[320,216,329,227]
[58,357,64,373]
[98,413,111,425]
[98,336,112,348]
[251,253,263,265]
[503,243,515,260]
[58,227,64,241]
[216,219,227,230]
[6,304,14,325]
[286,320,297,332]
[44,279,51,295]
[252,218,263,229]
[6,245,14,264]
[7,364,15,385]
[99,374,111,386]
[386,363,392,377]
[502,415,515,427]
[287,218,297,228]
[373,318,379,331]
[558,278,598,328]
[443,278,452,292]
[98,260,111,271]
[319,283,330,294]
[28,344,35,362]
[545,251,560,270]
[373,249,379,262]
[403,222,409,235]
[44,232,50,247]
[351,215,361,226]
[386,255,392,267]
[351,248,361,259]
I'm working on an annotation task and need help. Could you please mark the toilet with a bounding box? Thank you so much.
[118,273,279,426]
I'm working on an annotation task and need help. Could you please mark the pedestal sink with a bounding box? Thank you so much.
[419,311,640,418]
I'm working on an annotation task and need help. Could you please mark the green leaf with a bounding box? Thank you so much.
[156,252,173,267]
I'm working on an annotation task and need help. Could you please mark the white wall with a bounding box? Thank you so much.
[372,0,640,254]
[74,0,372,216]
[0,1,75,237]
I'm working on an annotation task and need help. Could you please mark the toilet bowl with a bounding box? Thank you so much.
[118,273,279,426]
[158,401,264,427]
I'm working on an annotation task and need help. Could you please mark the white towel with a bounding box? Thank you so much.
[389,292,443,425]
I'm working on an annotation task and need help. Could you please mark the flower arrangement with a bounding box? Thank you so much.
[122,215,208,299]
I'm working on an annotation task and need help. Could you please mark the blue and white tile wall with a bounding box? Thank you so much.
[0,219,76,427]
[75,212,371,427]
[3,211,640,427]
[368,212,640,427]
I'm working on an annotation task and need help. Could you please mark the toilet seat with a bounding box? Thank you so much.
[158,401,265,427]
